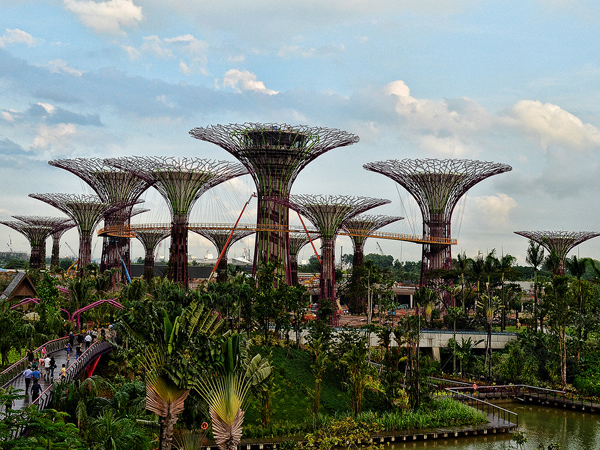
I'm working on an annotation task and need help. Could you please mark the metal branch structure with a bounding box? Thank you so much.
[0,220,53,269]
[364,158,512,285]
[191,229,254,282]
[189,123,360,284]
[12,216,75,270]
[106,156,248,287]
[134,229,170,280]
[514,231,600,275]
[289,232,320,286]
[278,194,390,322]
[29,194,131,271]
[48,158,155,279]
[342,215,403,268]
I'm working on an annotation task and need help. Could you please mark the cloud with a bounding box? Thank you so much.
[44,59,83,76]
[30,123,77,150]
[63,0,143,35]
[140,35,173,58]
[25,103,102,126]
[1,110,18,122]
[0,29,38,48]
[164,34,208,61]
[467,193,518,227]
[278,43,345,59]
[509,100,600,151]
[122,45,141,59]
[221,69,278,95]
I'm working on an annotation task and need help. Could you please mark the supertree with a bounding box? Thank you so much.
[0,220,53,269]
[364,158,512,286]
[12,216,75,269]
[289,232,320,286]
[189,123,360,284]
[48,158,155,279]
[191,229,254,282]
[514,231,600,275]
[29,194,132,271]
[106,157,248,287]
[277,194,390,323]
[134,229,171,280]
[341,215,403,313]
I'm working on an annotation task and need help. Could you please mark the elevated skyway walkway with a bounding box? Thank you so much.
[98,223,457,245]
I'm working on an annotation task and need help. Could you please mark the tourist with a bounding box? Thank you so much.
[75,345,81,360]
[44,356,51,380]
[49,356,56,379]
[84,333,92,349]
[60,364,66,378]
[41,346,47,358]
[65,342,71,355]
[31,367,40,383]
[22,366,33,394]
[77,333,84,346]
[100,328,106,340]
[31,380,42,403]
[26,349,34,364]
[68,332,74,347]
[38,356,45,376]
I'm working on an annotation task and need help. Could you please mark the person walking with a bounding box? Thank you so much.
[31,367,41,383]
[44,356,51,380]
[60,364,66,378]
[31,380,42,403]
[22,367,33,394]
[84,333,92,349]
[26,349,34,365]
[49,356,56,379]
[75,345,81,360]
[68,332,74,347]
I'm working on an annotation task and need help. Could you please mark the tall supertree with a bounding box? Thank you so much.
[29,194,131,271]
[341,215,403,313]
[134,229,171,281]
[289,232,320,286]
[191,229,254,282]
[364,159,512,285]
[12,216,75,270]
[514,231,600,275]
[106,157,248,287]
[0,220,53,269]
[48,158,155,279]
[189,123,360,284]
[277,194,390,322]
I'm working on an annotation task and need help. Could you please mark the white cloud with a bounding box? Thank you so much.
[222,69,278,95]
[141,35,173,58]
[227,55,245,63]
[0,28,38,48]
[179,61,190,74]
[1,111,16,122]
[37,103,56,115]
[30,123,77,150]
[278,43,345,59]
[164,34,208,61]
[469,194,517,226]
[63,0,143,35]
[44,59,83,76]
[121,44,141,59]
[509,100,600,151]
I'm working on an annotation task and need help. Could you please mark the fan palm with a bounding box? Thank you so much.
[526,240,545,331]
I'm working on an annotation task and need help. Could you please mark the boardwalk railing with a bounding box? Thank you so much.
[1,336,73,388]
[444,387,519,427]
[31,340,112,411]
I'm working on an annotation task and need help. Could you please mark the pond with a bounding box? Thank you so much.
[388,402,600,449]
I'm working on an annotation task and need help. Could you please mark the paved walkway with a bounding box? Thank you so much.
[8,341,93,410]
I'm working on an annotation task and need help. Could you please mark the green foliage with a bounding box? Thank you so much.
[302,416,382,450]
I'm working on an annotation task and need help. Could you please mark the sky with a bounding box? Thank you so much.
[2,0,600,267]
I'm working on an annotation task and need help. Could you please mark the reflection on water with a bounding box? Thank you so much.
[388,402,600,450]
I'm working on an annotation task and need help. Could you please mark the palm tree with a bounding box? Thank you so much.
[193,334,272,450]
[88,409,153,450]
[470,253,485,304]
[526,240,545,332]
[454,252,471,313]
[497,253,516,331]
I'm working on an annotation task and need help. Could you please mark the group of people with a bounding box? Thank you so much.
[23,347,67,403]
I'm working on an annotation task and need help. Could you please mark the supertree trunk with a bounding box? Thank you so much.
[352,245,366,312]
[216,257,228,283]
[29,244,43,269]
[290,253,299,286]
[169,215,188,288]
[255,194,291,284]
[51,236,61,269]
[79,232,92,271]
[320,238,337,315]
[144,248,156,280]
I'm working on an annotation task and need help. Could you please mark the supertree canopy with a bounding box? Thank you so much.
[134,229,170,280]
[12,216,75,269]
[0,220,53,269]
[278,194,390,322]
[364,158,512,285]
[289,232,320,286]
[514,231,600,275]
[342,215,403,268]
[48,158,155,278]
[106,156,248,287]
[191,229,254,282]
[29,193,131,270]
[189,123,360,284]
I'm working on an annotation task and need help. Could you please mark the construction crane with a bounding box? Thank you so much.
[65,242,77,259]
[376,242,384,256]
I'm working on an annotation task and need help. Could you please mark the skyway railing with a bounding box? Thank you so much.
[99,223,457,245]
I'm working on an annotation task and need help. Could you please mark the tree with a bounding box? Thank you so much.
[453,252,471,312]
[566,256,587,341]
[193,334,272,450]
[340,339,374,416]
[307,337,329,418]
[544,275,572,389]
[526,240,545,332]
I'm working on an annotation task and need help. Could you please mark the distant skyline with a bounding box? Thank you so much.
[2,1,600,266]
